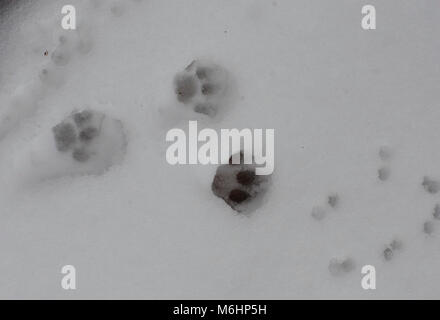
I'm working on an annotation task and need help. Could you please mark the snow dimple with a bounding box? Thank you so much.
[421,204,440,236]
[311,206,326,221]
[211,152,271,213]
[77,36,93,55]
[311,193,339,221]
[433,204,440,220]
[383,247,393,261]
[378,166,390,181]
[50,34,77,67]
[422,176,439,194]
[328,193,339,208]
[328,257,355,276]
[38,65,63,87]
[378,145,392,161]
[110,3,126,17]
[423,221,435,235]
[51,47,70,66]
[173,60,232,117]
[377,146,392,182]
[390,239,403,251]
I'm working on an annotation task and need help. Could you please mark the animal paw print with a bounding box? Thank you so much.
[328,257,356,276]
[310,193,340,221]
[377,145,392,182]
[211,152,271,213]
[174,59,230,117]
[422,176,440,194]
[421,204,440,235]
[50,35,73,67]
[52,109,126,170]
[382,239,403,261]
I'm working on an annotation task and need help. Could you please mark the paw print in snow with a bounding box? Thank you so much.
[211,152,271,213]
[51,35,73,66]
[383,239,403,261]
[378,166,390,181]
[311,193,340,221]
[377,146,392,182]
[328,257,355,276]
[422,176,439,194]
[311,206,326,220]
[174,60,231,117]
[378,145,392,161]
[52,110,126,171]
[383,247,393,261]
[12,109,126,183]
[423,221,435,235]
[420,205,440,236]
[433,204,440,220]
[328,193,339,208]
[48,30,94,68]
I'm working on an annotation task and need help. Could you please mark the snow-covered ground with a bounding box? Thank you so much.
[0,0,440,299]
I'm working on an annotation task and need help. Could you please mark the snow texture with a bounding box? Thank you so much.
[0,0,440,299]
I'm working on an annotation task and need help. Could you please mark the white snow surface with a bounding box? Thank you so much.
[0,0,440,299]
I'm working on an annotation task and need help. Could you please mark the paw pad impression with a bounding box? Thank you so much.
[174,60,231,117]
[52,109,127,173]
[211,152,271,213]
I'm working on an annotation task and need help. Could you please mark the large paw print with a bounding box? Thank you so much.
[211,152,271,213]
[174,59,230,117]
[52,109,127,172]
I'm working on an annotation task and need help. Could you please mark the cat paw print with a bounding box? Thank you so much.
[382,239,403,261]
[52,110,126,170]
[174,59,231,117]
[12,109,127,183]
[211,152,271,213]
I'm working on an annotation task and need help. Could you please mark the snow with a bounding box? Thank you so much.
[0,0,440,299]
